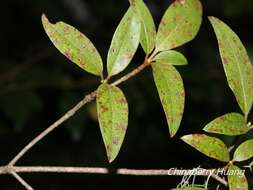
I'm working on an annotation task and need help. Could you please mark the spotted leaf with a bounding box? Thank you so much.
[156,0,202,51]
[96,83,128,163]
[209,17,253,117]
[130,0,156,54]
[107,7,141,76]
[203,113,249,136]
[233,139,253,162]
[181,134,230,162]
[42,14,103,76]
[228,165,248,190]
[152,62,185,137]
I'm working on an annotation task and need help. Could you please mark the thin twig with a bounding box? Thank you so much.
[11,172,34,190]
[111,58,150,86]
[0,166,227,187]
[244,160,253,172]
[210,174,227,187]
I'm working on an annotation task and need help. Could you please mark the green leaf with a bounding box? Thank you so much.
[233,139,253,162]
[154,50,188,66]
[228,165,248,190]
[203,113,249,136]
[156,0,202,51]
[209,17,253,117]
[152,62,185,137]
[171,187,206,190]
[130,0,156,54]
[42,14,103,76]
[107,7,141,76]
[96,83,128,162]
[181,134,230,162]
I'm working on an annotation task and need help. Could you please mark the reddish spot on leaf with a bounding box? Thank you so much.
[64,51,72,59]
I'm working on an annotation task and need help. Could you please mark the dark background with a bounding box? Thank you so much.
[0,0,253,189]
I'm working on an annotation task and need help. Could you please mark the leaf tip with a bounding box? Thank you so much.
[108,158,115,163]
[107,152,116,163]
[180,135,189,142]
[207,16,215,21]
[41,13,48,24]
[129,0,134,6]
[170,129,178,138]
[208,16,221,25]
[202,126,209,132]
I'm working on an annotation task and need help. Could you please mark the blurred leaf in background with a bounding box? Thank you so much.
[0,91,42,132]
[59,91,88,142]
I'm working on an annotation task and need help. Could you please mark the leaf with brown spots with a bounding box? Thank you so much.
[203,113,249,136]
[181,134,230,162]
[228,165,248,190]
[156,0,202,51]
[42,14,103,76]
[209,17,253,117]
[107,7,141,76]
[96,83,128,163]
[152,62,185,137]
[154,50,188,66]
[130,0,156,54]
[233,139,253,162]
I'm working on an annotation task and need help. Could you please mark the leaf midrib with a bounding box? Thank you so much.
[108,86,114,159]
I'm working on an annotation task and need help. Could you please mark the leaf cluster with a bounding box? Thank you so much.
[42,0,253,189]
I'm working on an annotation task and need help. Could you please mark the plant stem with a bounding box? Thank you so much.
[11,172,34,190]
[0,166,227,187]
[111,58,151,86]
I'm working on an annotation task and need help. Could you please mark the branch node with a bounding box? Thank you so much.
[0,165,14,175]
